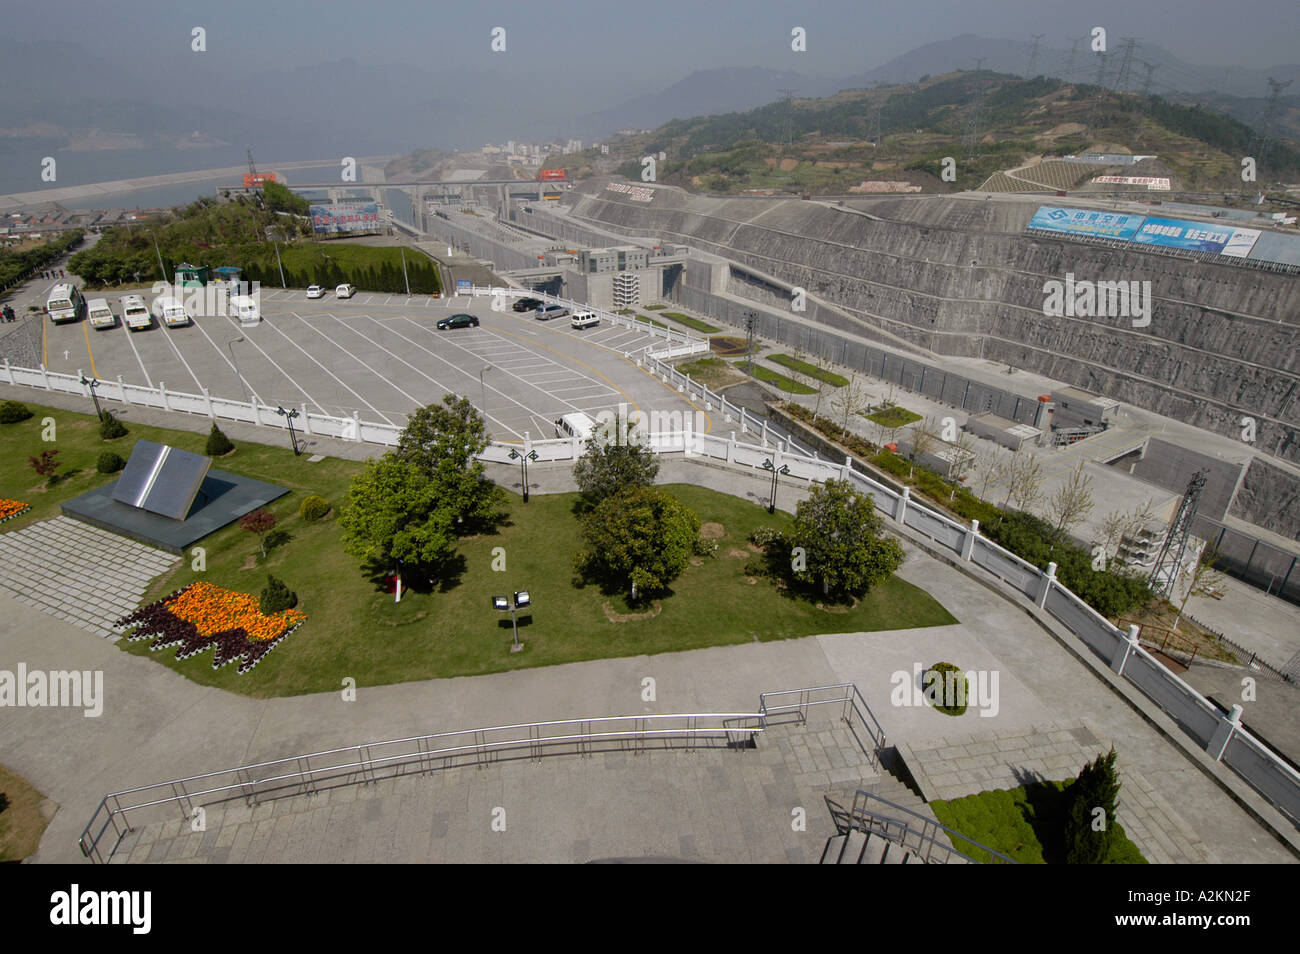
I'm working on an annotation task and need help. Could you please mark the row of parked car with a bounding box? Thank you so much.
[511,296,600,329]
[306,284,356,299]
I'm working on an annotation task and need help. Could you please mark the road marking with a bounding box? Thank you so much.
[185,317,267,405]
[259,312,397,424]
[80,322,100,379]
[116,317,155,390]
[156,323,208,393]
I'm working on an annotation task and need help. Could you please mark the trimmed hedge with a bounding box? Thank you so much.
[299,494,331,521]
[205,424,234,456]
[98,411,128,440]
[0,400,33,424]
[96,451,125,474]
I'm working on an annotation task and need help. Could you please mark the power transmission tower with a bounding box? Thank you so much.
[1114,37,1139,92]
[963,60,989,160]
[868,104,882,147]
[1027,34,1046,78]
[743,311,759,377]
[1086,51,1109,136]
[1065,34,1088,80]
[1256,77,1294,170]
[1149,470,1207,597]
[777,88,797,150]
[1139,61,1159,101]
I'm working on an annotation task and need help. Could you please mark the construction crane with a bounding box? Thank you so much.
[243,148,276,189]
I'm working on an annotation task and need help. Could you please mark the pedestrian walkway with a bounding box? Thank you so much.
[107,715,879,864]
[0,516,177,638]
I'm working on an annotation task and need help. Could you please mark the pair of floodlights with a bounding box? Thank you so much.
[491,590,531,653]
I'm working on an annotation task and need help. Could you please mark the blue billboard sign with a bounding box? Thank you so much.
[1027,206,1146,241]
[310,201,381,235]
[1131,217,1261,257]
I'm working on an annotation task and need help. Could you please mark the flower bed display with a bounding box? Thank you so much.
[117,582,306,674]
[0,499,31,524]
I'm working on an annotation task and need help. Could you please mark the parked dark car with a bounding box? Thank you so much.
[512,297,543,312]
[436,313,480,330]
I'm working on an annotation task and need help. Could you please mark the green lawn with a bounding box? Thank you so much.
[0,765,48,863]
[768,354,849,387]
[633,314,669,329]
[659,311,722,334]
[737,361,818,394]
[1,403,956,698]
[866,405,922,428]
[931,782,1147,864]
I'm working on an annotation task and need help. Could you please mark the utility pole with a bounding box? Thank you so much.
[743,310,758,378]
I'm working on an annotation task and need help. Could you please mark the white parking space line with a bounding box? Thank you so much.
[351,318,531,440]
[253,313,397,424]
[316,312,466,407]
[157,325,208,393]
[187,317,266,404]
[393,316,602,420]
[211,314,320,409]
[117,319,155,390]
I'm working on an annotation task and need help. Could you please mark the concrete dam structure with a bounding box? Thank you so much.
[552,182,1300,469]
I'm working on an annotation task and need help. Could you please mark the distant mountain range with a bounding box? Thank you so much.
[1,33,1295,163]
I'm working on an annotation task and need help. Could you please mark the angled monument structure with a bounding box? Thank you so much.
[62,439,288,554]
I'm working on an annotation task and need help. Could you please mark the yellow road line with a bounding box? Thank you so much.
[81,320,100,379]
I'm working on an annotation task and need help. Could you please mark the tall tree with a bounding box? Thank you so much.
[338,454,456,581]
[1063,747,1121,864]
[572,419,660,508]
[1047,462,1095,539]
[575,486,701,601]
[790,478,904,597]
[395,394,501,530]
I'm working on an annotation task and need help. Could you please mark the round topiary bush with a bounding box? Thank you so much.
[299,494,330,521]
[924,662,970,716]
[96,451,125,474]
[205,423,234,456]
[98,410,128,440]
[0,400,33,424]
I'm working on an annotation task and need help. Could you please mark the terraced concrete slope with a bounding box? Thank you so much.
[561,182,1300,466]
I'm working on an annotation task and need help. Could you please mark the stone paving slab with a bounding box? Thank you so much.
[897,720,1216,864]
[0,515,178,638]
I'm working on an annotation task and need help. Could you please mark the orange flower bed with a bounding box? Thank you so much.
[0,498,30,522]
[166,581,305,642]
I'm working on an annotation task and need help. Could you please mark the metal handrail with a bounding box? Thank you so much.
[759,683,888,770]
[78,710,763,863]
[826,791,1018,864]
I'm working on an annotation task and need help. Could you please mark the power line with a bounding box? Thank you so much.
[777,88,797,150]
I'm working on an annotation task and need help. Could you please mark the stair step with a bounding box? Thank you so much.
[882,842,908,863]
[860,832,888,864]
[841,829,868,863]
[820,833,847,864]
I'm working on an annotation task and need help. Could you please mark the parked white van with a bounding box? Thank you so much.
[86,297,116,330]
[570,310,600,329]
[230,294,260,325]
[555,411,598,441]
[152,295,191,328]
[46,283,84,324]
[120,295,152,331]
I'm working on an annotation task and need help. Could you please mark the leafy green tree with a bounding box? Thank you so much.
[338,454,456,575]
[1064,747,1122,864]
[260,180,310,215]
[790,478,904,597]
[395,395,501,530]
[572,420,659,508]
[575,487,701,601]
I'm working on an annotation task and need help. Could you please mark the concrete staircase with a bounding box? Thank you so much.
[820,828,927,864]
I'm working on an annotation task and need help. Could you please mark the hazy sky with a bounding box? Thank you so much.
[11,0,1299,82]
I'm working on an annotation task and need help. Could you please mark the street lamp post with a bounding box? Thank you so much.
[491,590,530,653]
[147,228,166,282]
[508,447,539,502]
[266,228,286,289]
[762,457,790,514]
[400,247,410,296]
[226,336,250,404]
[479,365,492,421]
[80,375,102,419]
[276,405,301,455]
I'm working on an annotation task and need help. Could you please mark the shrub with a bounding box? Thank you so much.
[98,410,128,440]
[300,494,331,521]
[96,451,125,474]
[925,662,969,716]
[260,574,298,615]
[748,526,786,550]
[205,423,234,456]
[0,400,33,424]
[1064,747,1121,864]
